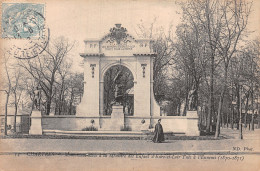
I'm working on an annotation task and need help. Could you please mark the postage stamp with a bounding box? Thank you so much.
[1,3,49,59]
[2,3,45,39]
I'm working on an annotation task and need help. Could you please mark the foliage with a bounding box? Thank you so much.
[82,126,98,131]
[103,65,134,115]
[120,126,132,131]
[173,0,256,137]
[15,37,83,116]
[136,0,259,137]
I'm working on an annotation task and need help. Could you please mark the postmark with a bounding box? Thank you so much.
[2,3,49,59]
[6,27,50,59]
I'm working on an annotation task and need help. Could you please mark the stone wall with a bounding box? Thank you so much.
[0,114,200,135]
[151,117,187,133]
[42,116,100,131]
[39,115,199,135]
[0,114,30,133]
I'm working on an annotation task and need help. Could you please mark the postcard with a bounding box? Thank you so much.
[0,0,260,170]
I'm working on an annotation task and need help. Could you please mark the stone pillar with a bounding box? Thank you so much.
[110,105,124,131]
[133,81,137,116]
[99,81,104,115]
[77,56,100,116]
[150,55,161,117]
[29,110,42,135]
[150,56,154,116]
[134,56,150,117]
[186,111,200,136]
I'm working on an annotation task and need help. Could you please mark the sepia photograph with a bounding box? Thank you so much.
[0,0,260,170]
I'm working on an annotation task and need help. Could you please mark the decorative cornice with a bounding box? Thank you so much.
[133,53,157,57]
[101,33,137,42]
[79,53,104,57]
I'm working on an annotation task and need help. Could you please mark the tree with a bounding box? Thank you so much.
[238,40,260,130]
[0,50,24,134]
[19,37,74,115]
[214,0,252,138]
[10,67,23,132]
[174,23,208,115]
[179,0,223,132]
[136,19,174,102]
[178,0,252,136]
[1,52,12,135]
[227,38,260,133]
[54,60,72,115]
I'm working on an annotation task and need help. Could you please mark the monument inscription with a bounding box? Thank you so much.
[101,44,135,51]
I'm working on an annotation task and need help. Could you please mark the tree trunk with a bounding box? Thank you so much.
[183,72,189,116]
[244,94,249,128]
[4,92,10,135]
[46,96,51,115]
[205,0,215,134]
[206,63,214,133]
[177,102,181,116]
[231,105,234,129]
[226,110,229,128]
[14,98,18,133]
[46,75,55,115]
[215,65,228,138]
[221,111,224,128]
[231,81,234,129]
[215,90,224,138]
[183,94,189,116]
[58,79,65,115]
[69,88,74,115]
[251,91,254,131]
[236,84,240,130]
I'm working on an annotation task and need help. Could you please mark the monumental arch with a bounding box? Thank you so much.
[38,24,199,136]
[76,24,161,130]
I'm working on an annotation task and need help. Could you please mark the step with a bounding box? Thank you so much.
[43,130,185,137]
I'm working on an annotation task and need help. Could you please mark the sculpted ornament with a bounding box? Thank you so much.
[109,24,127,44]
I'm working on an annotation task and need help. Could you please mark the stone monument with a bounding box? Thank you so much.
[187,86,197,111]
[36,24,200,136]
[186,85,200,136]
[110,70,124,130]
[29,87,42,135]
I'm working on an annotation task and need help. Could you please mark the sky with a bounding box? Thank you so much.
[46,0,181,39]
[45,0,183,71]
[2,0,260,71]
[43,0,260,72]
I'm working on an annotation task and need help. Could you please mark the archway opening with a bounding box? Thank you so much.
[103,65,134,115]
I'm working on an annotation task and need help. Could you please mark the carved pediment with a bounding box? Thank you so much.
[82,24,154,57]
[101,36,136,51]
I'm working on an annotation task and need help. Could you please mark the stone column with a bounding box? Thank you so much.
[99,81,104,115]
